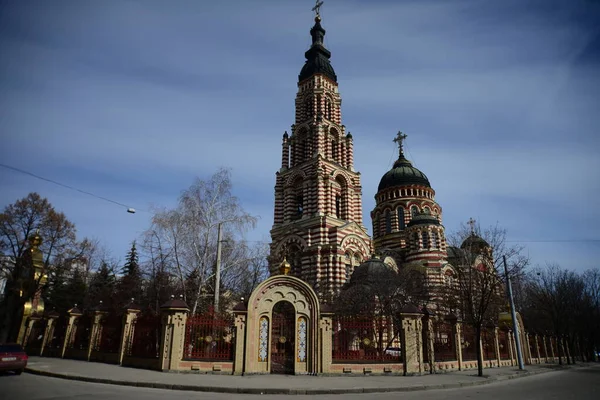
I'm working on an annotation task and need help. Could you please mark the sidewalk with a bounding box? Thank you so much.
[24,357,589,395]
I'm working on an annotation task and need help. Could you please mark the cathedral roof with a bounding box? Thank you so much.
[378,155,431,192]
[349,255,393,285]
[460,233,490,250]
[298,16,337,83]
[407,211,440,227]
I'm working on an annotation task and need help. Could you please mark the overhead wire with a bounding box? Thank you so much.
[0,162,148,213]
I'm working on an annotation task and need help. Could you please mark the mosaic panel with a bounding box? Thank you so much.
[258,316,269,362]
[297,317,307,362]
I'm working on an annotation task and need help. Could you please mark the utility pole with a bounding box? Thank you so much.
[503,255,525,370]
[214,222,223,314]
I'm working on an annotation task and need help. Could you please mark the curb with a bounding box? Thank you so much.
[24,365,566,395]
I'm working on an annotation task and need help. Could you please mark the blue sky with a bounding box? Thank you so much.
[1,0,599,272]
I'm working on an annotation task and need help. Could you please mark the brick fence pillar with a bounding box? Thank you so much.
[400,305,424,375]
[159,297,189,371]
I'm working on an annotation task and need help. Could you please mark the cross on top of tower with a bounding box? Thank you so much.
[393,131,408,158]
[312,0,324,19]
[468,217,476,233]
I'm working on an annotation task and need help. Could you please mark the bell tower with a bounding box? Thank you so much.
[269,3,371,299]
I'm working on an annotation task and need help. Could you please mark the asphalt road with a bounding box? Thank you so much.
[2,366,599,400]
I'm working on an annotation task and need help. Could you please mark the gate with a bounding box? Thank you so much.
[270,301,295,374]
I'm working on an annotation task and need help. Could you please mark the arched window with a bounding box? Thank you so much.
[331,140,337,162]
[374,214,381,237]
[335,176,348,220]
[421,231,429,249]
[385,210,391,234]
[335,195,341,219]
[412,232,419,250]
[325,99,333,120]
[397,208,405,230]
[411,206,419,218]
[431,232,439,249]
[344,253,352,283]
[305,99,312,119]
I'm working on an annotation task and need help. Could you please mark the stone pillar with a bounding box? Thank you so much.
[233,304,247,376]
[400,305,424,375]
[41,311,60,356]
[454,321,463,371]
[62,306,83,358]
[119,301,142,365]
[159,297,189,371]
[320,311,333,374]
[534,335,541,364]
[542,335,549,363]
[494,327,501,367]
[525,333,532,365]
[549,336,555,360]
[508,331,515,366]
[88,306,108,361]
[421,310,435,374]
[22,315,41,347]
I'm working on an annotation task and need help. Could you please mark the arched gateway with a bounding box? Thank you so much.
[243,271,321,375]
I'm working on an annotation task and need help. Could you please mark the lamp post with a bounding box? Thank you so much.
[503,255,525,370]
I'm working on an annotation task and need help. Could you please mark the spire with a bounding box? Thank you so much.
[298,0,337,83]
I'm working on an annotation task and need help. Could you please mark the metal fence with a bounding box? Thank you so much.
[332,315,401,363]
[482,328,496,360]
[128,313,161,358]
[461,325,477,361]
[433,319,456,362]
[183,312,235,361]
[498,330,510,359]
[70,314,93,350]
[96,314,123,353]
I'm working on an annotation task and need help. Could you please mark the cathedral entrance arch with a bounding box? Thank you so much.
[244,274,321,375]
[270,301,296,374]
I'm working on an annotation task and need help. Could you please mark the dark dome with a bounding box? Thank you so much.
[378,156,430,192]
[460,233,490,250]
[299,50,337,83]
[298,17,337,83]
[407,212,440,228]
[349,255,392,285]
[446,246,464,260]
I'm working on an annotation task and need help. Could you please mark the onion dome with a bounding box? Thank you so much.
[349,255,393,285]
[460,233,490,250]
[378,132,430,192]
[446,246,464,261]
[299,15,337,83]
[407,211,440,228]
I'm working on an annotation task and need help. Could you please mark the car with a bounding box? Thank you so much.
[385,347,402,357]
[0,343,28,375]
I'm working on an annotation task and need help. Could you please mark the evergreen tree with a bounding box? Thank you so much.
[116,241,144,309]
[86,261,116,310]
[122,241,140,276]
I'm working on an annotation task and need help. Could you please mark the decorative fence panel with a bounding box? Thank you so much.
[128,313,161,358]
[529,336,537,360]
[482,328,495,361]
[25,319,46,354]
[332,315,400,363]
[46,316,69,356]
[97,314,123,353]
[433,319,456,362]
[461,325,477,361]
[183,312,235,361]
[498,330,510,359]
[70,314,93,350]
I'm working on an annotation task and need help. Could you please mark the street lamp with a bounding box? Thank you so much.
[503,255,525,370]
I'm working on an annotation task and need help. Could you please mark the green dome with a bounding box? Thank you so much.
[378,156,431,192]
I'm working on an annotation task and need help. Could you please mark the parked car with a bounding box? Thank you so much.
[0,344,28,375]
[385,347,402,357]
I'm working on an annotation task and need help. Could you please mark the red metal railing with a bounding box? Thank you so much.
[97,314,123,353]
[461,325,477,361]
[184,312,235,361]
[49,317,68,350]
[332,315,400,363]
[128,313,161,358]
[498,330,510,359]
[71,315,93,350]
[482,328,496,360]
[433,320,457,362]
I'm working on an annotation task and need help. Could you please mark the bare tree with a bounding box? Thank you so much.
[142,168,257,315]
[447,221,529,377]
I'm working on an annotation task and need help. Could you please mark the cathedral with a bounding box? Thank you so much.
[269,7,456,302]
